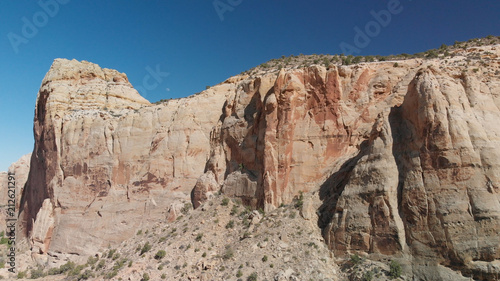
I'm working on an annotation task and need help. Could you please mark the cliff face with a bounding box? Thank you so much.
[19,45,500,278]
[20,59,234,258]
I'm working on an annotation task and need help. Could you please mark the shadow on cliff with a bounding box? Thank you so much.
[317,140,369,238]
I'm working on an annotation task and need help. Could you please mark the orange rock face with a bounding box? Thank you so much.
[17,45,500,278]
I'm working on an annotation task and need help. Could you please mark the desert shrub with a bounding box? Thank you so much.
[226,220,235,229]
[247,272,258,281]
[96,260,106,270]
[262,255,268,262]
[389,260,402,279]
[107,249,116,259]
[154,250,166,260]
[104,269,118,279]
[140,242,152,255]
[141,273,149,281]
[17,271,27,278]
[78,269,94,280]
[294,191,304,209]
[221,198,230,206]
[363,270,374,281]
[195,233,203,242]
[87,255,99,265]
[230,205,239,215]
[67,264,85,276]
[350,254,362,265]
[47,267,60,275]
[30,267,46,279]
[181,203,192,215]
[113,258,128,270]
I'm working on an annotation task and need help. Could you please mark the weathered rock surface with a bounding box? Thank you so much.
[0,153,31,233]
[18,45,500,279]
[20,59,233,257]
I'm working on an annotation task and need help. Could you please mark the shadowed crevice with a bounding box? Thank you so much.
[317,140,369,238]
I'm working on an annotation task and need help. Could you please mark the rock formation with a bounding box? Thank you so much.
[16,44,500,279]
[0,153,31,234]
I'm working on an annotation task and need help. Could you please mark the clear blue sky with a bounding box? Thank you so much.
[0,0,499,171]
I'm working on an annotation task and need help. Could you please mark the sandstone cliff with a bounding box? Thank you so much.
[18,44,500,279]
[0,153,31,234]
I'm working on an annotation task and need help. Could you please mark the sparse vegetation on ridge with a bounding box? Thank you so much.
[240,35,500,76]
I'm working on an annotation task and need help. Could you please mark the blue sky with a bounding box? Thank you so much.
[0,0,499,171]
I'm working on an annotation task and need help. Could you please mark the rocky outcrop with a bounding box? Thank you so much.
[19,45,500,279]
[317,55,500,279]
[0,154,31,234]
[20,59,233,257]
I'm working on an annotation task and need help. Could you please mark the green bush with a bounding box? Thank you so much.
[67,264,85,276]
[363,271,374,281]
[230,205,239,215]
[181,203,192,215]
[350,254,362,265]
[47,268,59,275]
[48,262,76,276]
[294,191,304,209]
[87,255,99,265]
[113,258,128,270]
[389,260,402,279]
[107,249,116,259]
[17,271,27,279]
[104,269,118,279]
[140,242,152,255]
[247,272,258,281]
[262,255,268,262]
[195,233,203,242]
[154,250,166,260]
[78,269,94,280]
[96,260,106,270]
[236,269,243,277]
[30,268,46,279]
[226,220,235,229]
[221,198,230,206]
[141,273,150,281]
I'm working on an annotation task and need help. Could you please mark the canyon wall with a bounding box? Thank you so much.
[17,45,500,278]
